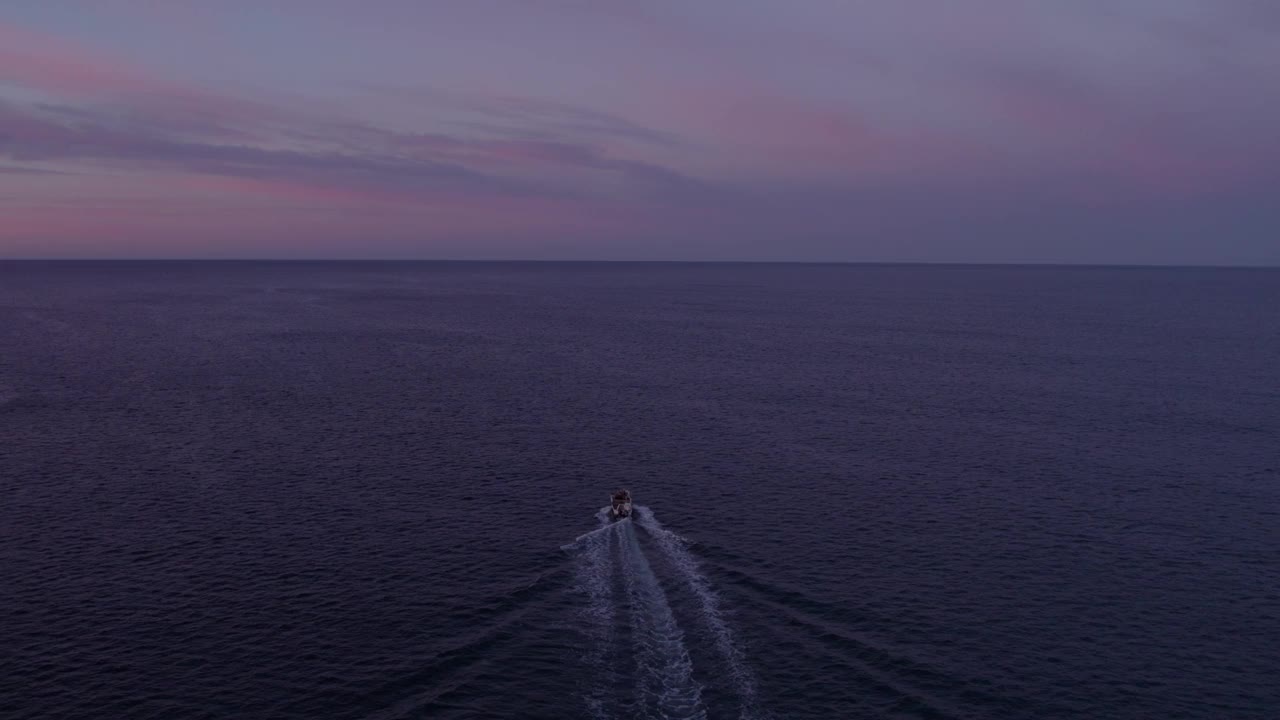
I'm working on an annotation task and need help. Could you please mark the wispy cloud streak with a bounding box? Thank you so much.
[1,2,1277,262]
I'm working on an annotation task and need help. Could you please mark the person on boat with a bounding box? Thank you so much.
[611,489,630,515]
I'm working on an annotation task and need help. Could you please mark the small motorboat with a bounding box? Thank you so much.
[609,489,633,520]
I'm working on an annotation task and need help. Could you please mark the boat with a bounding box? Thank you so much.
[609,489,633,520]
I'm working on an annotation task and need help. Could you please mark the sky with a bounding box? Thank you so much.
[1,1,1278,263]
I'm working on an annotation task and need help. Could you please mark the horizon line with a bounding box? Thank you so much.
[1,258,1277,270]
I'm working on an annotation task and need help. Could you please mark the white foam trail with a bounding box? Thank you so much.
[561,508,615,550]
[618,522,707,720]
[635,506,764,719]
[567,513,621,719]
[564,524,613,548]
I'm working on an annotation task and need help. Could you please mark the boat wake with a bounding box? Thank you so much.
[564,506,764,720]
[635,507,762,716]
[571,510,620,719]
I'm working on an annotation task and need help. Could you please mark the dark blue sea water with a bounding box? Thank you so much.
[2,261,1278,720]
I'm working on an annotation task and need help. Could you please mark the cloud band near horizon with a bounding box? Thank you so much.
[2,1,1278,263]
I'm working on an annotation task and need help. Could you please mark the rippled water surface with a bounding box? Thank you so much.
[2,261,1278,720]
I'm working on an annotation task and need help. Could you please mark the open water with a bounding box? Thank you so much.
[1,261,1277,719]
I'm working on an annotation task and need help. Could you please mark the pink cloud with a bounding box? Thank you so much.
[0,20,296,142]
[171,173,412,207]
[981,63,1278,198]
[0,22,162,97]
[628,82,1001,186]
[0,184,656,259]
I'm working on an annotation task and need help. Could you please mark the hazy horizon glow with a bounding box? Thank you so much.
[2,1,1278,263]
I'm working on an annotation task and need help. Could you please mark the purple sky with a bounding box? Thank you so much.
[2,1,1278,263]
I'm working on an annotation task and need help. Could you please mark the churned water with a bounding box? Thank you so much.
[1,261,1277,719]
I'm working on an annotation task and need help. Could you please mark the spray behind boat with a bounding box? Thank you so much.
[563,502,764,719]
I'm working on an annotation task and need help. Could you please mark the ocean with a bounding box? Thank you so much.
[1,261,1277,719]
